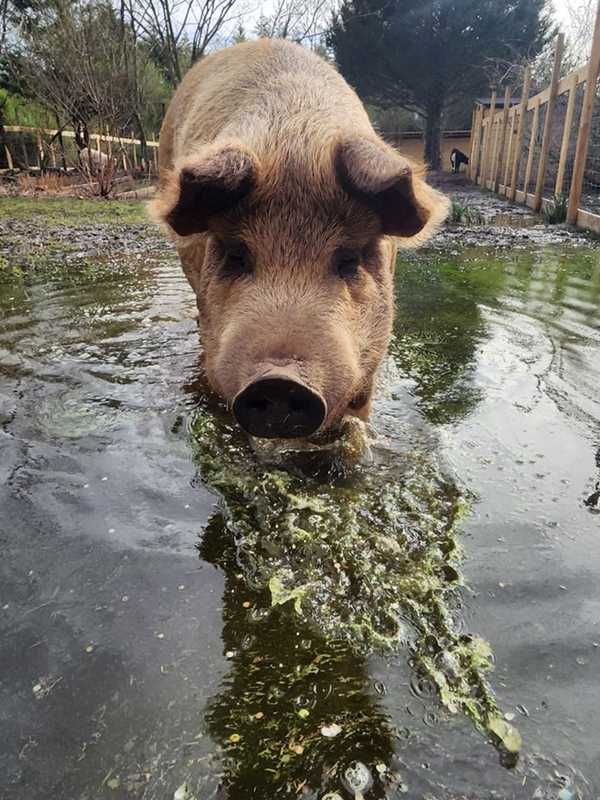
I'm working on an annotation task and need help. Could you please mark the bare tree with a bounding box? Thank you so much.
[254,0,334,41]
[13,0,165,175]
[127,0,242,86]
[559,0,595,63]
[0,0,9,57]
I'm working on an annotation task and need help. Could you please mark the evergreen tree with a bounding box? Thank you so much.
[329,0,552,169]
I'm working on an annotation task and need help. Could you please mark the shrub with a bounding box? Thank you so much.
[542,194,568,225]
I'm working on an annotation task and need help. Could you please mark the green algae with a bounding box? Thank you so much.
[393,246,600,423]
[190,396,518,772]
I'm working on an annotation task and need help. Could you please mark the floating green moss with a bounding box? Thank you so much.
[190,397,518,765]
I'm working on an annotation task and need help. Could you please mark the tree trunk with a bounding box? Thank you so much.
[424,105,442,171]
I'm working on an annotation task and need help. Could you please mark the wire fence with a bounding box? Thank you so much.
[581,76,600,215]
[469,19,600,232]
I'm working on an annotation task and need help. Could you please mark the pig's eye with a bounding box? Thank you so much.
[335,250,361,281]
[220,243,253,279]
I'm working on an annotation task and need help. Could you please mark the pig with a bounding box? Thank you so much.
[150,39,448,439]
[79,147,111,175]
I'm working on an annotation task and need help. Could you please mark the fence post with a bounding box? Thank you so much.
[477,117,486,184]
[555,72,578,196]
[486,89,497,187]
[489,108,500,187]
[494,86,512,191]
[131,130,138,171]
[152,135,159,174]
[468,107,476,174]
[469,105,482,180]
[4,143,14,171]
[524,99,540,197]
[481,89,497,188]
[567,0,600,225]
[534,33,565,211]
[509,67,532,201]
[36,131,43,170]
[503,108,517,192]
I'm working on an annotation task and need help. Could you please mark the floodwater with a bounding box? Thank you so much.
[1,209,600,800]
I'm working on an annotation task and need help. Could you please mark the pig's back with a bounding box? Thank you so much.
[160,39,374,171]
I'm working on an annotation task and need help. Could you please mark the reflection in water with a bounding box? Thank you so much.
[200,515,396,799]
[393,247,600,501]
[392,249,516,423]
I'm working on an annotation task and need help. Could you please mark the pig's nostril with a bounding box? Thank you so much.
[248,398,269,413]
[233,376,326,439]
[288,393,306,413]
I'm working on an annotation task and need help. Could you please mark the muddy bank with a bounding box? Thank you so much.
[1,187,595,274]
[427,177,597,249]
[0,198,168,275]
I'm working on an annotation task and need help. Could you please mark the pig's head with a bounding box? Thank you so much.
[151,136,448,439]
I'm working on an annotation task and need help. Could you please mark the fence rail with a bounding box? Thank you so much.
[469,0,600,233]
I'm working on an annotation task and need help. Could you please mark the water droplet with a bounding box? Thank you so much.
[374,680,387,695]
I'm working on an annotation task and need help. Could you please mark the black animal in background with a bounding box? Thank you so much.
[450,148,469,174]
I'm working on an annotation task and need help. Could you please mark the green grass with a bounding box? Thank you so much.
[0,196,149,225]
[542,194,569,225]
[449,198,485,225]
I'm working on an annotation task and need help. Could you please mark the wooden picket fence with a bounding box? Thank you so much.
[0,125,159,175]
[469,0,600,233]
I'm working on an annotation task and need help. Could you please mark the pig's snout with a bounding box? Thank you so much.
[232,373,326,439]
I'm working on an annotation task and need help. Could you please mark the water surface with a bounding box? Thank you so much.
[1,207,599,799]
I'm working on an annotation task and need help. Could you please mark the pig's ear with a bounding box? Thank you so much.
[334,138,448,242]
[150,144,258,236]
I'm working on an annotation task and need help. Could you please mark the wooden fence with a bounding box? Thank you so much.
[0,125,159,175]
[469,0,600,232]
